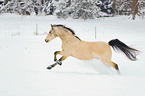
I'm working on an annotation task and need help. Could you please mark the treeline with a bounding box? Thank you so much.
[0,0,145,20]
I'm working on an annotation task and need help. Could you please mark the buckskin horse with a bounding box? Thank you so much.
[45,24,139,71]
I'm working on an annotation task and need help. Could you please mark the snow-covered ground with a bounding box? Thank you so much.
[0,13,145,96]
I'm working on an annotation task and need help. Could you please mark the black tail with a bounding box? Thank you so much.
[109,39,139,61]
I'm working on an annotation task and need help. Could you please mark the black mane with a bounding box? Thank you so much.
[52,24,81,40]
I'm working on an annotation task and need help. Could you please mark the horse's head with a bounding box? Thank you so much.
[45,24,58,43]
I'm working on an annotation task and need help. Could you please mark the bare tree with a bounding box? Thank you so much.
[112,0,116,15]
[131,0,139,20]
[4,0,8,5]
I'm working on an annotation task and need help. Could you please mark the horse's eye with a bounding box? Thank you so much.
[49,31,51,33]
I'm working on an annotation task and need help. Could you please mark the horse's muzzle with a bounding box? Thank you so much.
[45,39,49,43]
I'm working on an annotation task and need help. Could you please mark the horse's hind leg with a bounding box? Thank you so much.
[111,62,120,74]
[108,61,119,71]
[112,62,119,71]
[101,59,119,71]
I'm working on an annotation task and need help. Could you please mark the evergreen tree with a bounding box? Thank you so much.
[56,0,100,19]
[55,0,114,19]
[0,0,145,19]
[0,0,56,15]
[96,0,114,16]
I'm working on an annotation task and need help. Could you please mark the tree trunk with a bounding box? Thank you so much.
[41,0,45,5]
[4,0,8,5]
[112,0,116,15]
[131,0,138,20]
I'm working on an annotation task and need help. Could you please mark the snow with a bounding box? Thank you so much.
[0,13,145,96]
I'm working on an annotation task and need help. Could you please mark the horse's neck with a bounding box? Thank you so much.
[58,30,78,44]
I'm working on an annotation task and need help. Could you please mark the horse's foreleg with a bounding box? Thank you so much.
[47,56,67,70]
[47,63,57,70]
[54,51,61,61]
[54,51,67,65]
[57,56,67,65]
[47,51,62,70]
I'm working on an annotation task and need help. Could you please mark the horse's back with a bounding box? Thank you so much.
[86,41,111,53]
[70,41,112,60]
[83,41,110,50]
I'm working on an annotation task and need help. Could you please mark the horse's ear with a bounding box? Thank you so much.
[51,24,53,29]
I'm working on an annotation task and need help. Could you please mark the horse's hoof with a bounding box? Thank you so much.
[54,59,57,61]
[47,66,52,70]
[58,62,62,66]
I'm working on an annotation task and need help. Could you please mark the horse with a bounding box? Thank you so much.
[45,24,139,71]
